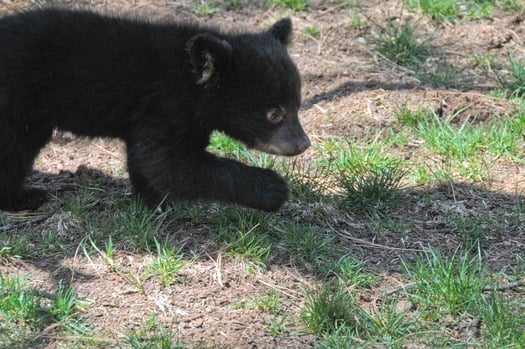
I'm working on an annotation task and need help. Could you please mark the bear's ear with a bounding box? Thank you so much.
[187,34,233,86]
[269,18,292,45]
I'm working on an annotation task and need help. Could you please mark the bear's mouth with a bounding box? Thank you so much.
[253,136,310,157]
[252,117,311,156]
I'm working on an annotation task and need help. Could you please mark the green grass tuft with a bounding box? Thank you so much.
[394,104,432,128]
[148,239,186,288]
[373,18,432,68]
[416,58,461,88]
[249,291,281,313]
[328,256,379,288]
[304,25,320,38]
[450,214,487,251]
[224,225,272,270]
[124,315,184,349]
[226,0,243,6]
[301,283,359,335]
[0,274,91,347]
[281,223,337,273]
[477,292,525,347]
[495,55,525,98]
[192,1,220,16]
[268,0,309,11]
[402,249,487,316]
[404,0,460,21]
[336,146,406,214]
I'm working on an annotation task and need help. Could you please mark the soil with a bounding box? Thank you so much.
[0,0,524,348]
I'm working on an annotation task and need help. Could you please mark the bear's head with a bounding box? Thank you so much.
[187,18,310,157]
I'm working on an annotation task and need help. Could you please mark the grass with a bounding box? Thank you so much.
[283,159,331,203]
[303,25,320,38]
[280,223,337,273]
[328,256,379,288]
[209,131,280,170]
[394,103,431,128]
[191,1,220,16]
[3,110,524,348]
[208,209,273,271]
[516,198,525,228]
[405,0,524,21]
[223,224,272,271]
[0,226,32,258]
[0,274,91,348]
[148,239,186,288]
[355,300,420,348]
[226,0,243,6]
[486,111,525,162]
[450,214,488,250]
[495,55,525,98]
[117,200,171,251]
[405,0,461,21]
[267,0,309,11]
[416,58,462,88]
[0,274,45,327]
[301,283,359,335]
[472,51,497,71]
[372,17,465,88]
[303,282,421,348]
[55,187,169,252]
[395,105,525,183]
[266,314,293,338]
[334,144,406,214]
[416,113,488,180]
[477,292,525,347]
[372,18,432,68]
[402,249,487,316]
[348,10,367,29]
[392,249,525,347]
[334,0,360,8]
[498,0,524,11]
[208,131,248,158]
[249,291,281,313]
[123,315,184,349]
[468,0,494,19]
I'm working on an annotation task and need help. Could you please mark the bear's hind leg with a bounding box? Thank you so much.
[0,138,50,211]
[0,186,48,211]
[127,151,167,209]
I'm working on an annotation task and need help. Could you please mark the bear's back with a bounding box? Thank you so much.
[0,8,203,138]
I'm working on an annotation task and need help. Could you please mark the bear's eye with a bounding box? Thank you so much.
[266,109,284,124]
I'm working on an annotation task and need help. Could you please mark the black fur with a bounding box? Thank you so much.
[0,8,310,212]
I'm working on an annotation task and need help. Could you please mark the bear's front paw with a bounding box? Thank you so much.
[250,169,288,212]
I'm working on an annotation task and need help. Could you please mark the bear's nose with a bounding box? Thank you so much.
[295,135,311,154]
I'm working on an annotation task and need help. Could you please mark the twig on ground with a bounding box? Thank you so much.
[256,279,298,299]
[206,251,223,288]
[482,280,524,292]
[382,280,524,298]
[381,282,417,298]
[174,313,203,324]
[0,214,50,232]
[337,229,425,252]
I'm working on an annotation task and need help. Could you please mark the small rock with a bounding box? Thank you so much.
[192,318,204,328]
[359,294,372,302]
[395,300,415,313]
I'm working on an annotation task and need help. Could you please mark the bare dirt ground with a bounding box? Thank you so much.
[0,0,524,348]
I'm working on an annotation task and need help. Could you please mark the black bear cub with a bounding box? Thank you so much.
[0,8,310,212]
